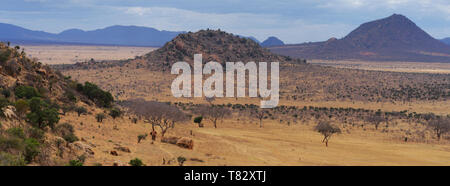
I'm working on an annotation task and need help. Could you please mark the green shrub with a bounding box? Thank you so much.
[77,82,114,108]
[68,159,83,166]
[109,108,121,119]
[14,86,40,99]
[54,123,78,143]
[27,97,60,130]
[24,138,40,163]
[0,136,23,151]
[1,89,11,98]
[0,97,9,110]
[0,152,26,166]
[75,106,87,117]
[6,127,25,139]
[15,99,29,116]
[28,127,45,141]
[129,158,144,166]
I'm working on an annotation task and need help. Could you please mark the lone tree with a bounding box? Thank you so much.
[250,108,268,128]
[427,117,450,141]
[75,106,87,117]
[197,105,231,128]
[193,116,203,128]
[126,99,187,137]
[314,121,341,147]
[367,115,384,130]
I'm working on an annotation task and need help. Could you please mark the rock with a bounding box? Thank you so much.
[161,136,180,144]
[176,137,194,149]
[114,146,131,153]
[110,151,118,156]
[113,160,126,166]
[69,141,95,156]
[2,105,17,120]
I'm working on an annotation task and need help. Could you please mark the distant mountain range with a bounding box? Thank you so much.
[0,23,183,46]
[261,36,284,47]
[269,14,450,62]
[442,38,450,46]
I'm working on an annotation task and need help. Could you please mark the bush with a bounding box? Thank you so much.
[15,99,29,116]
[75,106,87,117]
[77,82,114,108]
[14,86,40,99]
[0,97,9,110]
[27,97,60,130]
[54,123,78,143]
[0,136,23,151]
[96,113,106,122]
[1,89,11,98]
[129,158,144,166]
[0,152,26,166]
[6,127,25,139]
[68,159,83,166]
[27,127,45,141]
[24,138,40,163]
[109,108,121,119]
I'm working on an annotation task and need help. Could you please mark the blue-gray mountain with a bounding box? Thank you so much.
[261,36,285,47]
[0,23,183,46]
[269,14,450,62]
[442,38,450,46]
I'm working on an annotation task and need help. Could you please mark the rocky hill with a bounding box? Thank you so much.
[142,29,302,69]
[269,14,450,62]
[1,42,113,166]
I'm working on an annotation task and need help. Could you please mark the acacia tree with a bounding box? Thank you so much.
[250,108,268,128]
[367,115,384,130]
[314,121,341,147]
[427,117,450,141]
[126,99,187,137]
[197,105,231,128]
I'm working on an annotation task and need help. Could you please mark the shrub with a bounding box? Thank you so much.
[68,159,83,166]
[137,134,147,143]
[0,152,26,166]
[109,108,121,119]
[14,99,29,116]
[75,106,87,117]
[129,158,144,166]
[96,113,106,122]
[54,123,78,143]
[1,89,11,98]
[77,82,114,108]
[24,138,40,163]
[27,127,45,141]
[193,116,203,127]
[0,97,9,110]
[6,127,25,139]
[14,86,40,99]
[177,156,186,166]
[0,136,23,151]
[27,97,60,130]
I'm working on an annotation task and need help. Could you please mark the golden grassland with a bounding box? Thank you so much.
[61,110,450,166]
[24,44,449,165]
[309,60,450,74]
[20,45,156,64]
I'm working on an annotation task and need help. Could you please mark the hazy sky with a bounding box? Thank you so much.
[0,0,449,44]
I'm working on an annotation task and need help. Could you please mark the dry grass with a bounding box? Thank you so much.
[61,111,450,166]
[21,45,156,64]
[310,60,450,74]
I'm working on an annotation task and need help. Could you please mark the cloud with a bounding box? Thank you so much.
[117,6,353,43]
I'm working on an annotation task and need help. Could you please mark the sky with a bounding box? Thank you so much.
[0,0,449,44]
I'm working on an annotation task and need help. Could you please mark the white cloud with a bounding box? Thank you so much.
[117,6,353,43]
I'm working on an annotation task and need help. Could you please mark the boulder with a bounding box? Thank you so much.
[176,137,194,149]
[114,146,131,153]
[161,136,180,144]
